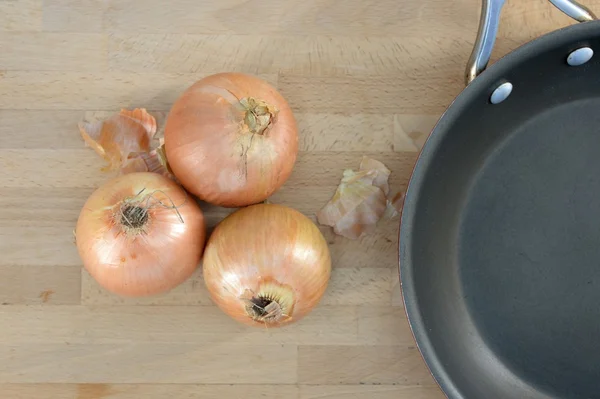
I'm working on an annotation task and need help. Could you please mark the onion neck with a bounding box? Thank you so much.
[118,204,149,236]
[247,296,284,322]
[239,97,279,135]
[242,278,295,325]
[121,205,148,228]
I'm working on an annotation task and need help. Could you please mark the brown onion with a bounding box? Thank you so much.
[164,72,298,207]
[202,203,331,327]
[75,172,206,297]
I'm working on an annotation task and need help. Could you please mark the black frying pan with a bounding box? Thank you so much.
[399,0,600,398]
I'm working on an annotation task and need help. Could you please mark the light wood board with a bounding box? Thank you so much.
[1,0,593,397]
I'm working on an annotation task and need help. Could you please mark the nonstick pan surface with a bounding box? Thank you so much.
[399,2,600,398]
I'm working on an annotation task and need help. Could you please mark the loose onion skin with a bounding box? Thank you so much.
[203,203,331,327]
[164,72,298,207]
[75,172,206,297]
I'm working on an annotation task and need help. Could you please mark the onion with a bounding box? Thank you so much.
[203,203,331,327]
[75,172,206,297]
[164,72,298,207]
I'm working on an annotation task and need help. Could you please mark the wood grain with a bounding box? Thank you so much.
[101,0,477,36]
[393,114,439,152]
[278,73,463,114]
[0,0,42,31]
[42,0,107,32]
[0,343,297,383]
[80,268,213,306]
[322,268,394,305]
[297,345,435,385]
[297,113,394,152]
[0,226,80,267]
[0,33,106,71]
[357,306,413,345]
[0,150,107,188]
[0,72,276,110]
[0,188,87,227]
[299,385,445,399]
[318,218,401,269]
[0,266,81,305]
[0,384,300,399]
[0,111,94,149]
[107,34,480,76]
[2,0,596,396]
[59,384,297,399]
[0,384,445,399]
[391,266,405,308]
[0,305,358,345]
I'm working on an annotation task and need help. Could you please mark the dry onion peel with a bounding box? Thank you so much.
[359,156,391,195]
[317,156,402,240]
[124,139,177,181]
[202,203,331,328]
[317,168,387,240]
[75,172,206,297]
[79,109,175,179]
[384,191,406,219]
[79,108,155,171]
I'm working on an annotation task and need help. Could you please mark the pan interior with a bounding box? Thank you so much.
[401,22,600,399]
[459,97,600,399]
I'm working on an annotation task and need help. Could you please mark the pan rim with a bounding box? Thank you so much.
[398,20,600,399]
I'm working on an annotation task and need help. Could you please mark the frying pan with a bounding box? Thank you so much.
[399,0,600,398]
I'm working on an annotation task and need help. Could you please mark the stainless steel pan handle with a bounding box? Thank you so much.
[549,0,597,22]
[465,0,597,86]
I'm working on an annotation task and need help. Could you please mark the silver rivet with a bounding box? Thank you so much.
[490,82,513,104]
[567,47,593,66]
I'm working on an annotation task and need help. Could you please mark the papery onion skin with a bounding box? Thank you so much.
[75,172,206,297]
[164,72,298,207]
[203,203,331,327]
[79,108,157,173]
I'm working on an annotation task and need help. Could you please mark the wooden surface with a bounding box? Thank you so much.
[0,0,594,397]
